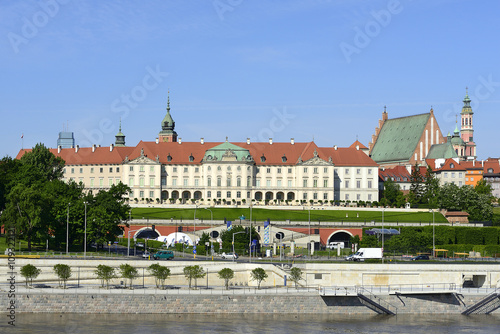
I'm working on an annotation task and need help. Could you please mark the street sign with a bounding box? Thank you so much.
[193,250,197,254]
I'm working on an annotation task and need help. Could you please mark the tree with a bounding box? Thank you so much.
[423,166,440,208]
[82,182,131,250]
[53,264,72,289]
[383,178,401,206]
[217,268,234,290]
[220,225,259,254]
[475,179,493,197]
[289,267,303,289]
[95,265,116,289]
[183,265,206,289]
[438,183,493,221]
[20,264,41,287]
[250,267,268,289]
[153,265,171,289]
[119,263,138,288]
[409,164,424,205]
[0,156,19,212]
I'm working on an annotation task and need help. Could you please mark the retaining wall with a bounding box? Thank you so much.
[10,293,497,315]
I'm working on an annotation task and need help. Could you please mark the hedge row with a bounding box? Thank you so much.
[378,226,500,245]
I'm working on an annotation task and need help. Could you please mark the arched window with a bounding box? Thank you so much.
[207,178,211,187]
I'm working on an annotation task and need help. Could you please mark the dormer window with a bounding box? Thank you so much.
[488,168,493,173]
[167,153,172,162]
[450,163,455,169]
[261,155,266,163]
[282,155,287,163]
[189,154,194,162]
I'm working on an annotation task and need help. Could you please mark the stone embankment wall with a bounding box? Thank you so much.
[12,293,497,315]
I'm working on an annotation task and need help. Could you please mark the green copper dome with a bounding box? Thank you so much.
[202,140,253,162]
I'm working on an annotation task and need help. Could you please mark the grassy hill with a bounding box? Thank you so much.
[131,207,447,223]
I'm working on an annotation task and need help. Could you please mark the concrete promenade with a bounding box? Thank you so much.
[2,258,500,314]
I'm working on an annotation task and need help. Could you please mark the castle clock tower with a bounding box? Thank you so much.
[460,88,476,160]
[158,93,178,142]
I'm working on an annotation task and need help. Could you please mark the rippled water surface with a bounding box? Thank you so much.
[4,313,500,333]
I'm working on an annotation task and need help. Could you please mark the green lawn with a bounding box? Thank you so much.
[131,207,447,223]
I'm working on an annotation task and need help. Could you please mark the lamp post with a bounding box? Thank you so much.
[84,201,87,259]
[382,208,385,264]
[194,205,197,236]
[66,202,70,255]
[308,205,311,257]
[232,231,245,262]
[249,201,253,263]
[127,228,142,256]
[204,208,213,260]
[430,208,435,257]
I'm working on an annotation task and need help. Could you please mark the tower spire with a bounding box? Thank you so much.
[159,90,178,142]
[115,118,126,147]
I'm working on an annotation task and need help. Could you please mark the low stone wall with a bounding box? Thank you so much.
[10,292,497,315]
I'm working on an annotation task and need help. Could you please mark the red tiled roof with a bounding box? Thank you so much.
[431,158,466,172]
[349,140,368,150]
[16,140,379,167]
[320,147,378,166]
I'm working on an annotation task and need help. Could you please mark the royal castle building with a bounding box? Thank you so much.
[17,96,380,205]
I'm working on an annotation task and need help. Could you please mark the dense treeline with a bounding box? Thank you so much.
[0,144,130,251]
[360,225,500,255]
[381,164,495,222]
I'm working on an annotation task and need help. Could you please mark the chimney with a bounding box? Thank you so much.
[155,138,159,144]
[200,138,204,145]
[58,145,62,153]
[473,160,475,167]
[356,145,359,151]
[110,144,114,152]
[290,138,295,145]
[92,144,96,153]
[269,138,273,145]
[178,138,182,144]
[482,160,484,167]
[75,145,79,153]
[334,145,338,150]
[247,138,251,145]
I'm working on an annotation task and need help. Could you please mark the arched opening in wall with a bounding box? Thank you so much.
[276,192,284,202]
[134,227,160,240]
[265,192,273,200]
[327,231,354,248]
[161,191,168,200]
[287,192,295,201]
[194,191,202,199]
[171,191,179,199]
[254,192,263,201]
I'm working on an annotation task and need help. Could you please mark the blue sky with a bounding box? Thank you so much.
[1,0,499,160]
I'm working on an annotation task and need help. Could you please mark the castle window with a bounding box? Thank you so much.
[167,154,172,162]
[189,154,194,162]
[282,155,287,163]
[261,155,266,162]
[450,163,455,169]
[227,166,231,171]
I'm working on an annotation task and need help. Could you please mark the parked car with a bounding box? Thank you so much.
[153,250,174,260]
[345,254,355,261]
[221,252,238,259]
[142,251,151,258]
[411,255,430,261]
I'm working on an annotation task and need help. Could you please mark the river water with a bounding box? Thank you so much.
[4,313,500,333]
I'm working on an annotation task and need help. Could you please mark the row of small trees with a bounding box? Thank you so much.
[19,264,303,290]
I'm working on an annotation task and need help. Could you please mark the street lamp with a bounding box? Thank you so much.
[194,205,197,236]
[232,231,245,262]
[381,208,385,264]
[249,201,253,263]
[204,208,213,260]
[66,202,70,255]
[308,205,311,257]
[84,201,88,259]
[430,208,435,257]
